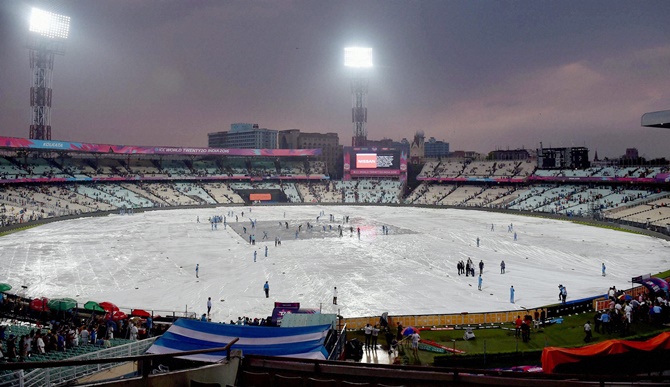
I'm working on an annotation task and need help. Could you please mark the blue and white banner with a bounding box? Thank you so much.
[146,319,330,362]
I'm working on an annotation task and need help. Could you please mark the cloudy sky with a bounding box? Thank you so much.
[1,0,670,159]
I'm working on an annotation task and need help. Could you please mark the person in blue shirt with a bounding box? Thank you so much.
[263,281,269,298]
[478,275,483,291]
[145,317,153,337]
[510,286,515,303]
[599,311,611,334]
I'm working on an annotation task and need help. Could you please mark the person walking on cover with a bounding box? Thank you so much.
[510,285,515,303]
[478,274,483,291]
[195,264,199,278]
[333,287,338,305]
[500,260,505,274]
[263,281,269,298]
[479,260,484,275]
[602,262,606,276]
[207,297,212,315]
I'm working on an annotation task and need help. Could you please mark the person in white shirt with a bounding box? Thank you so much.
[80,327,90,344]
[363,324,372,348]
[130,324,139,340]
[36,334,45,354]
[371,325,380,349]
[624,303,632,323]
[411,332,421,356]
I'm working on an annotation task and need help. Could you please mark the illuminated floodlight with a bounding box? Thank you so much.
[344,47,373,68]
[29,7,70,39]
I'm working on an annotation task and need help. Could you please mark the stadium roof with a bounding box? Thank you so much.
[641,110,670,129]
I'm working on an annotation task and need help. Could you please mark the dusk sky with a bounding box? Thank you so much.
[2,0,670,159]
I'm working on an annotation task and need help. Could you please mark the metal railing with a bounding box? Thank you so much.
[0,337,158,387]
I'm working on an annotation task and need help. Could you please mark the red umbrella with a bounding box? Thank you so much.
[99,301,119,313]
[30,297,50,312]
[110,310,128,321]
[131,309,151,318]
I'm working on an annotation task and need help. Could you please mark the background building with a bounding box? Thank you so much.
[424,137,450,159]
[208,123,278,149]
[409,131,425,164]
[278,129,342,178]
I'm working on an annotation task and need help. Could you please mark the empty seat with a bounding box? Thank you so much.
[307,378,337,387]
[190,380,221,387]
[274,374,304,387]
[241,370,271,387]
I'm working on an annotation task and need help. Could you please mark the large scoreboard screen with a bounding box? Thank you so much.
[343,147,407,180]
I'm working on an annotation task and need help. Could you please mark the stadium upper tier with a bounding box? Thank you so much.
[0,155,330,182]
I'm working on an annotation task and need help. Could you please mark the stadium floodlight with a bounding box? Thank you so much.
[344,47,373,68]
[344,47,372,147]
[29,7,70,39]
[27,7,71,140]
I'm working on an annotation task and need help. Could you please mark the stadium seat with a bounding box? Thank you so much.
[241,370,271,387]
[307,378,337,387]
[190,380,221,387]
[274,374,304,386]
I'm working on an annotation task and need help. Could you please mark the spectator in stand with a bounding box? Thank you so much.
[80,325,90,344]
[130,324,138,341]
[35,331,45,354]
[6,335,17,360]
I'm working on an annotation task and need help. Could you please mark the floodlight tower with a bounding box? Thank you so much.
[27,7,70,140]
[344,47,372,147]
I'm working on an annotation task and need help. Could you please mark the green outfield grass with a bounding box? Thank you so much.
[348,309,670,366]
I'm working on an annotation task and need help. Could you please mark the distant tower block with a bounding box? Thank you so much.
[27,7,70,140]
[344,47,372,147]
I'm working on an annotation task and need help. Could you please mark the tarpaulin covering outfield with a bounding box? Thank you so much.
[542,331,670,374]
[147,318,331,362]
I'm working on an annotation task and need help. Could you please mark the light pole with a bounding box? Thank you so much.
[27,7,70,140]
[344,47,372,147]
